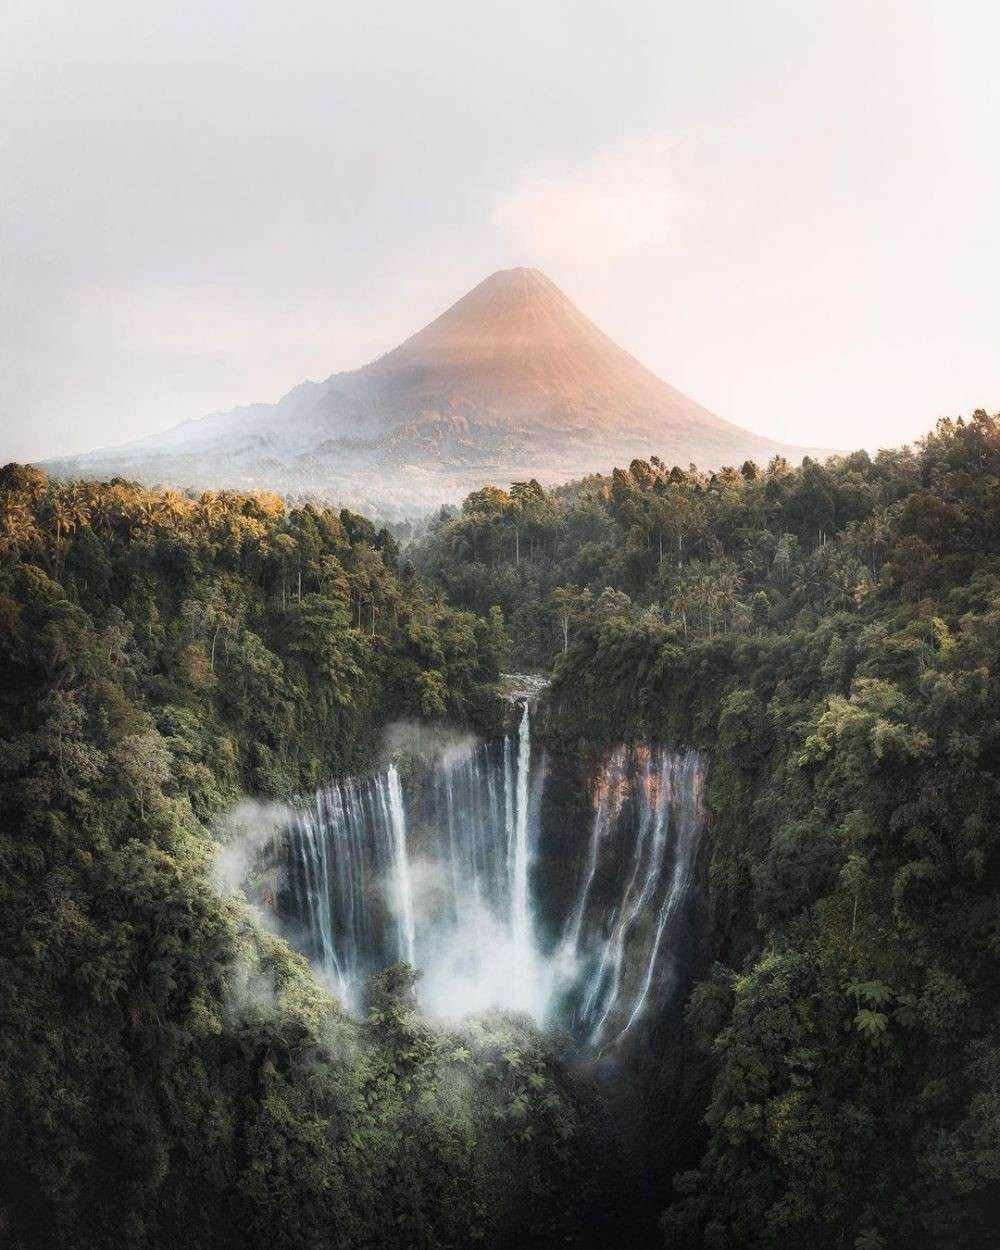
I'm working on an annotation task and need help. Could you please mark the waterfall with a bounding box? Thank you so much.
[612,750,703,1045]
[277,712,704,1046]
[558,746,627,963]
[576,749,704,1048]
[579,752,668,1042]
[386,765,415,966]
[554,744,704,1046]
[294,808,343,994]
[511,700,532,951]
[503,733,515,907]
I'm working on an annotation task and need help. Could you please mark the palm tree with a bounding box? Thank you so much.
[45,486,92,573]
[712,562,743,633]
[199,491,225,532]
[66,481,92,532]
[853,507,892,577]
[131,494,159,535]
[156,488,192,530]
[824,551,867,611]
[0,502,40,560]
[700,573,719,638]
[792,560,824,607]
[667,568,698,641]
[47,493,73,547]
[87,486,117,538]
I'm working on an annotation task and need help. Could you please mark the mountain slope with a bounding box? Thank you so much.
[44,268,830,509]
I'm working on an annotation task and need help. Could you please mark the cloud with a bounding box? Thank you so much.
[493,133,678,266]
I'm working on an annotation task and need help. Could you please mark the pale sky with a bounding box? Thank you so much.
[3,0,998,463]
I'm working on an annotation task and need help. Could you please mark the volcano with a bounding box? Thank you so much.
[47,268,827,510]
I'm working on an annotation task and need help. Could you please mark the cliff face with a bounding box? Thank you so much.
[261,717,708,1054]
[47,268,827,509]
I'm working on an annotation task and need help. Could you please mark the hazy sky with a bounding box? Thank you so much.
[3,1,998,463]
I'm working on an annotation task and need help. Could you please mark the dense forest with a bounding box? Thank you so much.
[3,411,1000,1249]
[0,470,608,1249]
[417,411,1000,1247]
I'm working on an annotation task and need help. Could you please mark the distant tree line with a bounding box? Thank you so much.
[415,422,988,666]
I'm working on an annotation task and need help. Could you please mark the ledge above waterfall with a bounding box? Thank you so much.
[500,672,549,704]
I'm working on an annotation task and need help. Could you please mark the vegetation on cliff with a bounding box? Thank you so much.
[5,407,1000,1248]
[419,412,1000,1248]
[0,472,598,1249]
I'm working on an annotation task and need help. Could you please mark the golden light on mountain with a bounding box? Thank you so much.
[48,268,826,509]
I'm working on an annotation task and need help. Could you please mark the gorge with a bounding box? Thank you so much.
[5,412,1000,1249]
[262,695,707,1052]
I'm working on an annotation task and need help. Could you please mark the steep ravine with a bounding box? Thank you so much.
[244,695,717,1243]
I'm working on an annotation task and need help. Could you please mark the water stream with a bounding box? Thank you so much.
[279,701,705,1047]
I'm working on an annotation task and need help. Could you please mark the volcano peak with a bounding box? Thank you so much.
[51,270,829,509]
[480,265,549,284]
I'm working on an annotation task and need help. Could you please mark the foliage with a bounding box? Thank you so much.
[0,473,595,1248]
[420,413,1000,1248]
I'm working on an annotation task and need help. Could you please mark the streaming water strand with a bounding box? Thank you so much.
[283,705,704,1044]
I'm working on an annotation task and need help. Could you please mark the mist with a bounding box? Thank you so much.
[212,796,296,902]
[210,707,705,1049]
